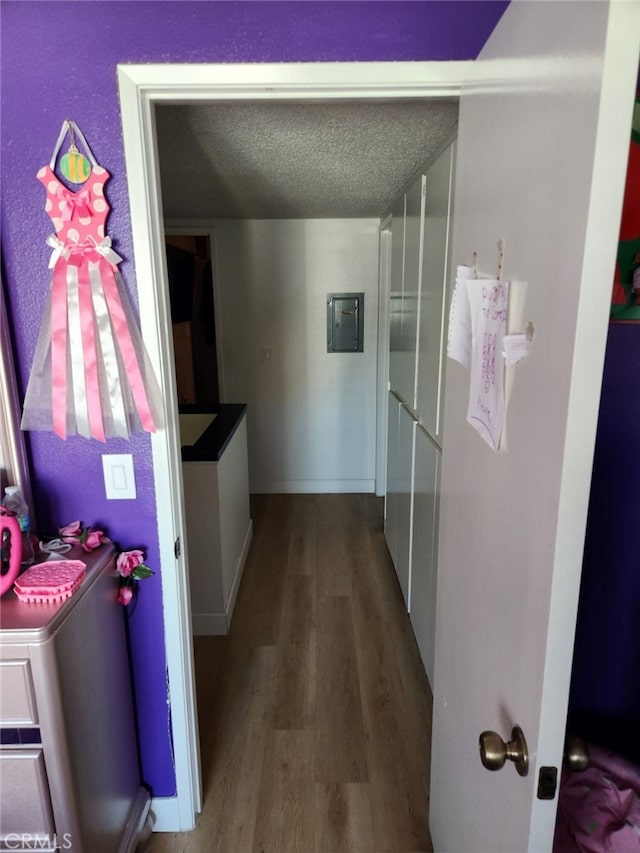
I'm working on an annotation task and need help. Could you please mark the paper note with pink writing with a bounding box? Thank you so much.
[447,265,475,369]
[466,279,509,450]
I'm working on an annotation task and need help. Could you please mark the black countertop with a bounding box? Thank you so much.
[179,404,247,462]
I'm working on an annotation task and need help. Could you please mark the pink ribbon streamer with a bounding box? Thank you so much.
[100,263,156,434]
[48,236,153,440]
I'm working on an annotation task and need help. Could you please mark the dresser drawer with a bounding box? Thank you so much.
[0,748,55,840]
[0,660,38,725]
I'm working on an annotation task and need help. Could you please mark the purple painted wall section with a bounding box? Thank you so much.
[569,324,640,762]
[1,0,508,797]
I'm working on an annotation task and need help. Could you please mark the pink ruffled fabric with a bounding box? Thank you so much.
[555,744,640,852]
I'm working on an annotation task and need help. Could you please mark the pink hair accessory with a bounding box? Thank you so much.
[13,559,86,604]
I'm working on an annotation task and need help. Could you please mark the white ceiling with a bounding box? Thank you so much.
[156,100,458,220]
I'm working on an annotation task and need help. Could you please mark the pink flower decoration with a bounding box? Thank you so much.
[59,520,82,544]
[82,529,104,552]
[117,549,145,578]
[118,585,134,606]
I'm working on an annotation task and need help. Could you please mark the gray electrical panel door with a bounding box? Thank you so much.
[327,292,364,353]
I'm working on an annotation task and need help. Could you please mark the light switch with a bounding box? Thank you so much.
[102,454,137,500]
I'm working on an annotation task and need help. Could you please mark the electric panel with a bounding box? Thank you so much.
[327,292,364,353]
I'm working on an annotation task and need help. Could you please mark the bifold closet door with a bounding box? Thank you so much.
[384,392,402,569]
[396,402,416,610]
[396,175,425,409]
[410,425,440,688]
[388,195,406,399]
[416,142,455,440]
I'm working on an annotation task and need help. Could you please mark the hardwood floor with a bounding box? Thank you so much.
[144,494,433,853]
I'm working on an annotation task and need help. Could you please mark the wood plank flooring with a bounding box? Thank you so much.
[143,494,433,853]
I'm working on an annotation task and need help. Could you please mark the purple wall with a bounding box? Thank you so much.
[1,0,508,798]
[569,323,640,762]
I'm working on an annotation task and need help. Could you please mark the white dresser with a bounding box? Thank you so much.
[0,545,150,852]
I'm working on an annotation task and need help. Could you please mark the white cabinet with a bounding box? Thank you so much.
[388,194,405,398]
[397,176,425,409]
[182,411,253,635]
[384,392,402,568]
[387,142,454,438]
[384,392,416,610]
[388,175,428,411]
[416,143,455,439]
[384,140,455,681]
[396,403,417,609]
[410,425,440,688]
[0,546,150,852]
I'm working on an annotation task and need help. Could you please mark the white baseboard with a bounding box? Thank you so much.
[149,795,196,832]
[191,612,228,635]
[250,479,376,494]
[118,786,151,852]
[226,518,253,626]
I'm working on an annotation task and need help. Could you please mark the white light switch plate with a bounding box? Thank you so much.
[102,454,137,500]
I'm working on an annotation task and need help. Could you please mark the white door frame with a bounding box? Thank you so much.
[117,59,480,830]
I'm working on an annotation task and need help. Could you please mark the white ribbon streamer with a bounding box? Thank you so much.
[50,120,98,170]
[66,265,90,438]
[89,263,129,438]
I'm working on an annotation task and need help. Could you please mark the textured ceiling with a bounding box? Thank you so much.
[156,100,458,220]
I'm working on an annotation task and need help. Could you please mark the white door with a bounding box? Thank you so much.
[430,2,640,851]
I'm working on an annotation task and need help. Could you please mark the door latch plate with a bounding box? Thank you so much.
[537,766,558,799]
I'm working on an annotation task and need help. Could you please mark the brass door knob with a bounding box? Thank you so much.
[479,725,529,777]
[564,735,590,772]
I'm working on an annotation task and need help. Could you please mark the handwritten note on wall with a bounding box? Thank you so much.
[466,279,509,450]
[447,265,475,370]
[447,258,533,451]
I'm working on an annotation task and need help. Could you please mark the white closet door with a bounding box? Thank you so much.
[416,143,455,440]
[410,424,440,687]
[384,391,401,568]
[388,194,406,398]
[395,402,416,609]
[396,175,425,409]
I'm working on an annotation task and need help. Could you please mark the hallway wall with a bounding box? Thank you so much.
[215,219,379,493]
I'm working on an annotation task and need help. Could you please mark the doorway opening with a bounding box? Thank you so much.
[118,60,470,830]
[164,232,221,407]
[152,96,456,844]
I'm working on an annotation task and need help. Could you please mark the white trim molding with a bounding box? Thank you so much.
[148,796,182,833]
[117,61,467,831]
[0,277,35,522]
